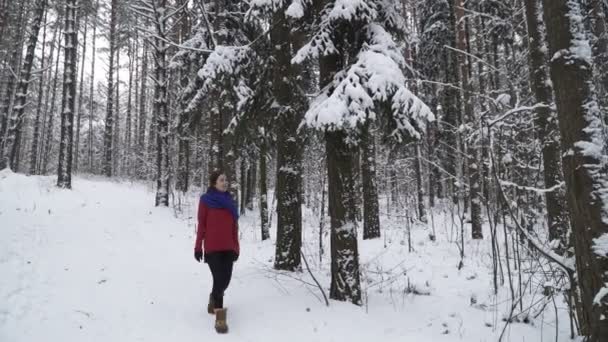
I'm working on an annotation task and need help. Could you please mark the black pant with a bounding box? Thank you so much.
[205,251,235,309]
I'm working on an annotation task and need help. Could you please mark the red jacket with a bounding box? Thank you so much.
[194,202,240,255]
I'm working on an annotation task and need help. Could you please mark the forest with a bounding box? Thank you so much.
[1,0,607,341]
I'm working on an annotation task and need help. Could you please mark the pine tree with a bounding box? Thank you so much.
[295,0,434,304]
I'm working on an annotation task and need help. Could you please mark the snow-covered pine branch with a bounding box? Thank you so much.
[303,24,434,143]
[185,45,253,114]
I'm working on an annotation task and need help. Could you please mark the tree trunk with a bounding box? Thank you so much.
[153,0,170,207]
[4,0,46,170]
[113,46,121,175]
[272,8,303,271]
[415,143,427,222]
[590,0,608,110]
[246,157,256,211]
[57,0,78,188]
[0,0,26,169]
[87,0,98,173]
[259,142,270,241]
[325,131,362,305]
[125,39,134,176]
[29,9,50,174]
[74,11,89,173]
[113,45,121,175]
[138,42,148,178]
[543,0,608,339]
[103,0,118,177]
[453,0,482,239]
[239,159,247,214]
[319,24,362,303]
[361,125,380,239]
[41,23,63,174]
[524,0,569,253]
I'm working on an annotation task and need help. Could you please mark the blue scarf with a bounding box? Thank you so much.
[201,187,239,221]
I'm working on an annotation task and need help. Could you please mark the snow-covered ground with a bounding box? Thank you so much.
[0,170,572,341]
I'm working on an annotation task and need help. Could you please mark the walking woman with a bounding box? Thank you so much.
[194,171,239,334]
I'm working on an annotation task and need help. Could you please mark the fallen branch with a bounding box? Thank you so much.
[301,250,329,306]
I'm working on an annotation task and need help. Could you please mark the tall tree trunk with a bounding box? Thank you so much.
[319,23,362,304]
[74,11,89,173]
[153,0,170,207]
[590,0,608,110]
[272,8,303,271]
[4,0,46,170]
[125,39,134,176]
[361,125,380,239]
[415,143,427,222]
[41,24,63,174]
[175,0,191,193]
[325,131,362,305]
[0,0,26,169]
[208,107,222,173]
[246,158,255,211]
[524,0,569,253]
[138,42,148,177]
[239,159,247,215]
[103,0,117,177]
[113,46,120,175]
[87,0,98,173]
[543,0,608,339]
[57,0,78,188]
[453,0,482,239]
[29,9,50,174]
[259,142,270,241]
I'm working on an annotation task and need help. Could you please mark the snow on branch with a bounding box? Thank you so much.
[169,29,210,69]
[185,45,252,114]
[304,24,434,142]
[292,0,378,64]
[248,0,309,18]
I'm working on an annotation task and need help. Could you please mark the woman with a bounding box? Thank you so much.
[194,171,239,334]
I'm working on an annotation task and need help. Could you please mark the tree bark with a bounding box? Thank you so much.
[325,131,362,305]
[0,0,27,169]
[57,0,78,188]
[415,143,427,222]
[524,0,569,253]
[272,7,304,271]
[543,0,608,339]
[319,22,362,304]
[259,142,270,241]
[138,42,148,178]
[4,0,46,170]
[453,0,482,239]
[103,0,118,177]
[152,0,170,207]
[361,125,381,239]
[74,10,89,173]
[29,9,50,174]
[40,23,63,174]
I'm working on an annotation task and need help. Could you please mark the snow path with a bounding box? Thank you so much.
[1,171,570,341]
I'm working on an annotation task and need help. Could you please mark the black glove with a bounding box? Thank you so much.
[194,251,203,262]
[233,253,239,262]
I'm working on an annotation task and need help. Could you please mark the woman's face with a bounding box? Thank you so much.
[215,174,228,192]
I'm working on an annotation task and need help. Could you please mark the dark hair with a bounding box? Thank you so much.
[209,170,225,187]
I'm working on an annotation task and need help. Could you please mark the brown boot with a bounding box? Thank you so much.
[207,294,215,315]
[214,308,228,334]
